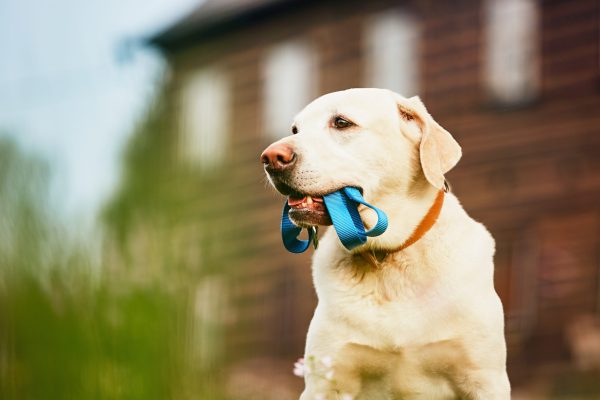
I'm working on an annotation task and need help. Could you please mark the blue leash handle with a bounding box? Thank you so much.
[324,187,388,250]
[280,187,388,253]
[281,202,315,253]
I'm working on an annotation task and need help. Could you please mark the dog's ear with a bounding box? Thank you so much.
[405,96,462,189]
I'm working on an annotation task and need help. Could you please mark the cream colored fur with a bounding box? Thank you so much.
[265,88,509,399]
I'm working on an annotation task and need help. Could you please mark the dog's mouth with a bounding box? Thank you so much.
[281,185,363,227]
[287,194,331,226]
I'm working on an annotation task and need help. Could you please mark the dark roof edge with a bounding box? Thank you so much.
[146,0,311,52]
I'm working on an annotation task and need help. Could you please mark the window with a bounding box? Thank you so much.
[263,40,316,139]
[484,0,539,104]
[365,11,420,96]
[180,66,229,169]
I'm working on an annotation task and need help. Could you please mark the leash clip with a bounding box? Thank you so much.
[311,226,319,249]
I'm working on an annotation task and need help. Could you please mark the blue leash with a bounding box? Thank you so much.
[281,187,388,253]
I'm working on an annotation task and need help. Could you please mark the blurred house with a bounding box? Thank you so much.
[110,0,600,395]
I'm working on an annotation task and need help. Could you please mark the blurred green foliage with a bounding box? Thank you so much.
[0,131,226,400]
[1,277,185,400]
[103,95,178,247]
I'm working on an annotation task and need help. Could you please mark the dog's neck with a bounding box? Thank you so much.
[358,181,443,256]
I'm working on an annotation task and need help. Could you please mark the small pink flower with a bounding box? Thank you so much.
[293,357,307,377]
[325,370,334,380]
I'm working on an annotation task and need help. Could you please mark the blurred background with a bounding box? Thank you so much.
[1,0,599,398]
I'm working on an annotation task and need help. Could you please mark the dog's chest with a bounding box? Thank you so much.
[337,339,469,400]
[313,251,471,398]
[316,251,460,347]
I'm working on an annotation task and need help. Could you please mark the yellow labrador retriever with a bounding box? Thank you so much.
[261,88,510,399]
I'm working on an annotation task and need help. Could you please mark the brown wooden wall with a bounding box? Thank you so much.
[163,0,600,383]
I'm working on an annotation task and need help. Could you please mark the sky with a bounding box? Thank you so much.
[0,0,201,229]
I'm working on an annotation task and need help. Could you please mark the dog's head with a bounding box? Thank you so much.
[260,88,461,228]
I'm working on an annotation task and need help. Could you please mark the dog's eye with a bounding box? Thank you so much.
[333,116,354,130]
[291,126,298,135]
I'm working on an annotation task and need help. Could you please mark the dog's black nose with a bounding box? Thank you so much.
[260,143,297,171]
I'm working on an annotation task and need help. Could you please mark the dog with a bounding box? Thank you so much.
[261,88,510,399]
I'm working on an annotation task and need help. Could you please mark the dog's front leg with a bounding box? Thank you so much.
[458,369,511,400]
[299,308,361,400]
[299,359,361,400]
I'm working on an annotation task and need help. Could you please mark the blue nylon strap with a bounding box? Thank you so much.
[281,202,315,253]
[323,187,388,250]
[280,187,388,253]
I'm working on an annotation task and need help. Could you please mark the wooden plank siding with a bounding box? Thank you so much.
[155,0,600,385]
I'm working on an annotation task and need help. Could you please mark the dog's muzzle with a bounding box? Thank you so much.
[261,142,332,226]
